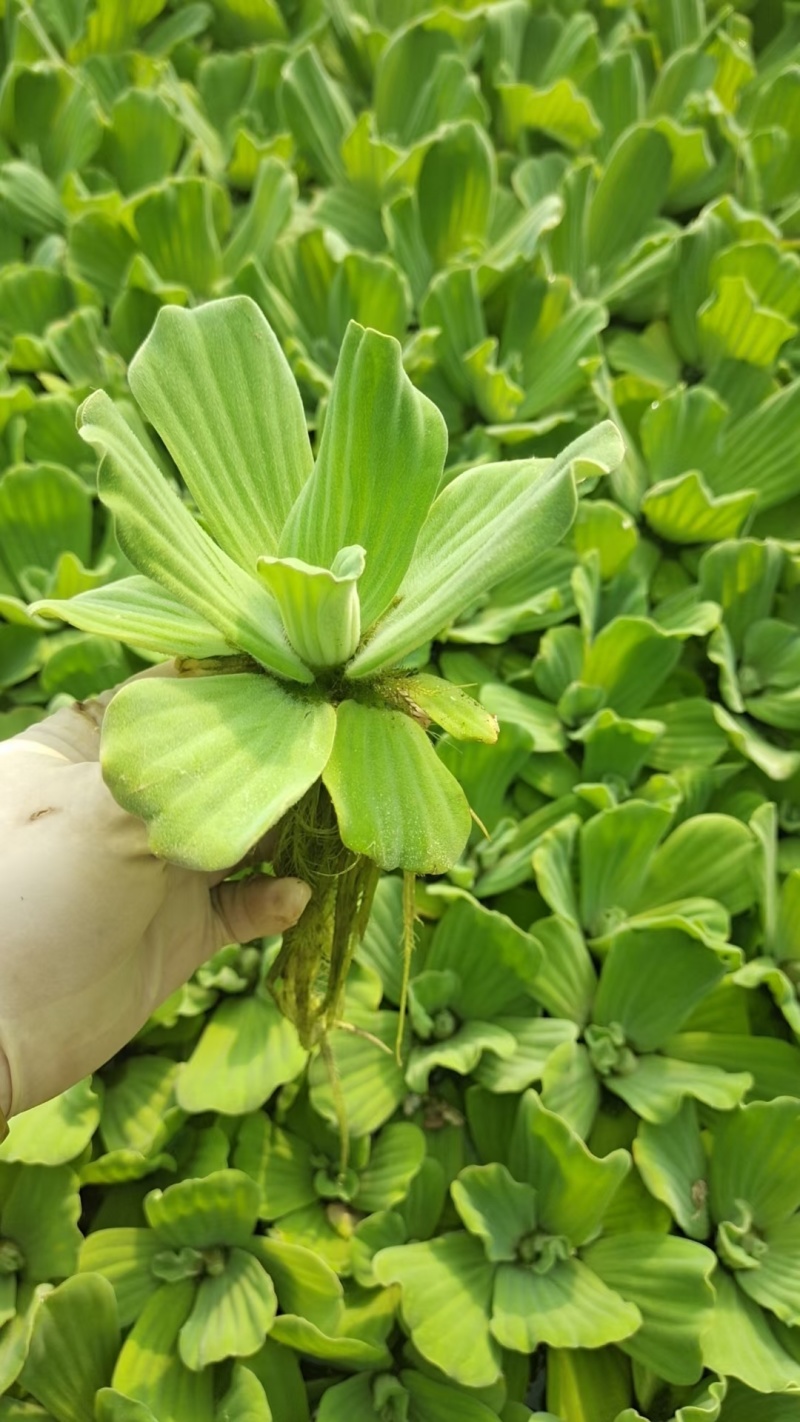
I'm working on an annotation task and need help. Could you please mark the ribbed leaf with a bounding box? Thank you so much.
[78,391,310,681]
[32,576,229,659]
[634,1101,710,1239]
[78,1229,161,1326]
[583,1233,716,1384]
[309,1010,407,1137]
[452,1164,538,1263]
[508,1092,629,1246]
[233,1117,315,1221]
[280,322,447,629]
[1,1166,81,1284]
[145,1171,261,1250]
[178,1249,276,1370]
[709,1099,800,1231]
[357,1124,426,1214]
[609,1053,750,1123]
[348,423,621,678]
[177,996,307,1116]
[0,464,91,586]
[417,121,495,267]
[491,1257,640,1351]
[323,702,471,873]
[257,547,364,668]
[0,1079,99,1167]
[701,1268,800,1393]
[21,1274,119,1422]
[587,126,672,274]
[373,1233,500,1388]
[112,1282,214,1422]
[593,929,726,1052]
[128,298,312,568]
[100,673,336,870]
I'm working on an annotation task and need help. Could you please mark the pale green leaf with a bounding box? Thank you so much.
[491,1257,640,1353]
[77,391,311,682]
[101,673,336,870]
[323,701,471,873]
[281,322,446,629]
[128,297,312,567]
[373,1233,500,1389]
[349,424,622,678]
[584,1233,716,1384]
[177,996,307,1116]
[21,1275,119,1422]
[178,1248,276,1370]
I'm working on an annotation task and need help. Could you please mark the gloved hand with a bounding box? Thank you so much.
[0,666,311,1119]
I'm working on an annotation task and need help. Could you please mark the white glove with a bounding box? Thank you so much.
[0,667,310,1118]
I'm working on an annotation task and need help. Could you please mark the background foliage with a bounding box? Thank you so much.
[2,0,800,1416]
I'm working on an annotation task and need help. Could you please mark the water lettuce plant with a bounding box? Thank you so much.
[35,293,622,1043]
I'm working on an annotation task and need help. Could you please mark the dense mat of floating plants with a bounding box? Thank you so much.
[2,0,800,1417]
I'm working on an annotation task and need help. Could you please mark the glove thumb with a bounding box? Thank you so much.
[210,875,311,950]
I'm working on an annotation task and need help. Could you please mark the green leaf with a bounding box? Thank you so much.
[0,1080,99,1167]
[216,1362,274,1422]
[508,1092,630,1246]
[390,674,498,744]
[112,1282,214,1422]
[736,1216,800,1327]
[641,472,756,546]
[248,1237,343,1334]
[179,1248,276,1370]
[581,618,682,717]
[128,297,313,568]
[498,80,601,151]
[636,815,757,916]
[452,1165,538,1263]
[323,701,471,873]
[21,1275,119,1422]
[593,930,726,1053]
[588,127,672,276]
[634,1101,710,1239]
[607,1053,750,1125]
[541,1041,600,1141]
[77,391,311,682]
[145,1171,260,1250]
[2,1167,81,1283]
[100,1057,181,1159]
[349,424,622,678]
[579,802,671,935]
[417,121,495,268]
[474,1018,580,1095]
[79,1229,161,1326]
[233,1117,315,1222]
[100,673,336,870]
[583,1233,716,1384]
[309,1011,407,1137]
[257,547,364,668]
[709,1099,800,1232]
[698,276,796,369]
[491,1257,640,1352]
[427,897,540,1018]
[545,1346,631,1422]
[280,322,446,630]
[0,464,91,588]
[664,1033,800,1102]
[177,996,307,1116]
[373,1232,500,1389]
[32,577,229,660]
[357,1124,426,1214]
[131,178,223,296]
[701,1267,800,1393]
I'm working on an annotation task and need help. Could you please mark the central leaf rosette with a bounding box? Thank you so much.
[32,295,623,1038]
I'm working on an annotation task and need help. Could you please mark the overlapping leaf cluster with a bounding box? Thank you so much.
[2,0,800,1418]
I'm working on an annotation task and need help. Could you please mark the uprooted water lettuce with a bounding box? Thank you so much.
[34,294,623,1043]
